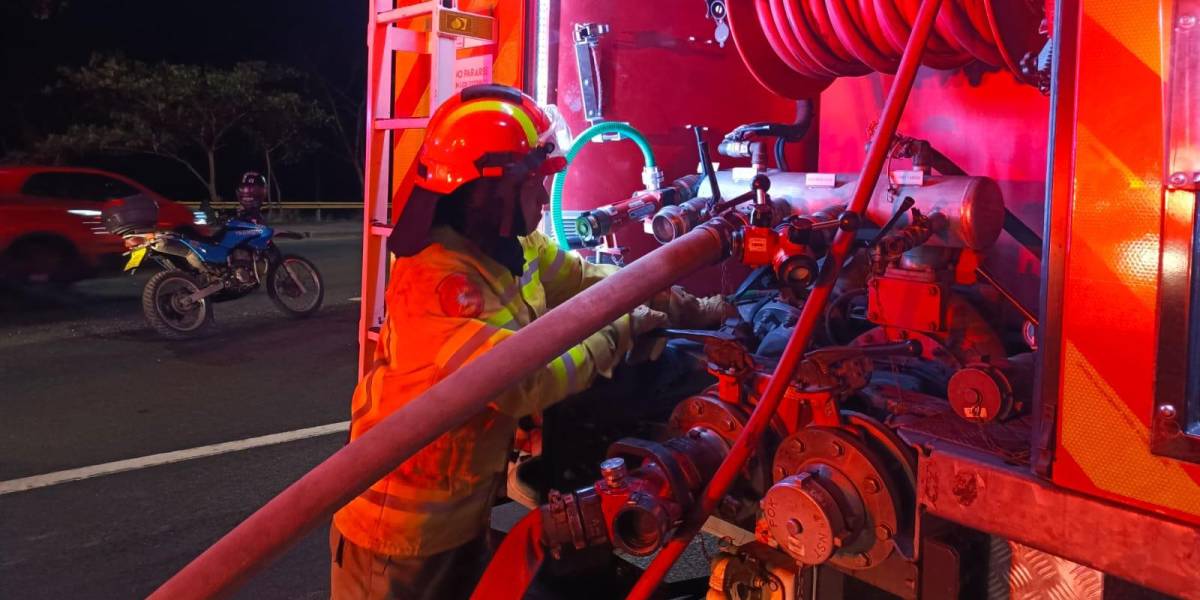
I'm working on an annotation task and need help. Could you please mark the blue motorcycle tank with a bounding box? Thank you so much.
[183,220,275,263]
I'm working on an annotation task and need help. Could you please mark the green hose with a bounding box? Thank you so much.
[549,121,656,247]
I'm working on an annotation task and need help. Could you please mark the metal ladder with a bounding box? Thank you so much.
[359,0,495,376]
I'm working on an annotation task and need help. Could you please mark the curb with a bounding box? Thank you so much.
[301,231,363,240]
[273,228,363,240]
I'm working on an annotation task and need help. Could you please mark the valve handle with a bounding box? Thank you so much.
[653,327,738,343]
[803,210,861,234]
[654,327,756,374]
[688,125,722,206]
[803,339,921,368]
[709,188,757,215]
[866,196,916,248]
[785,217,813,244]
[856,339,922,358]
[731,265,773,299]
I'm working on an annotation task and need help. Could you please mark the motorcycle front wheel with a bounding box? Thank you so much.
[142,270,214,339]
[266,255,323,317]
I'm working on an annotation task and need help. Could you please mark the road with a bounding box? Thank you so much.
[0,231,713,599]
[0,234,360,599]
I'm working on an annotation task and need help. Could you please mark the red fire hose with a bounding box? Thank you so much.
[148,226,727,600]
[469,510,546,600]
[728,0,1043,99]
[623,0,944,597]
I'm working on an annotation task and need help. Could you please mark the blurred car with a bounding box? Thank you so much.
[0,166,199,284]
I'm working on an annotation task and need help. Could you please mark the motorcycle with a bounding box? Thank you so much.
[101,196,324,339]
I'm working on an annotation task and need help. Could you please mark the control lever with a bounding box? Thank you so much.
[868,207,947,272]
[791,211,862,237]
[796,340,921,390]
[709,188,755,216]
[866,196,916,248]
[804,339,920,367]
[688,125,722,209]
[842,196,915,269]
[731,265,773,300]
[654,327,755,375]
[854,339,923,359]
[748,173,772,227]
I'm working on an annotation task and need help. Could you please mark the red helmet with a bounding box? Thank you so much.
[416,85,566,194]
[390,84,568,256]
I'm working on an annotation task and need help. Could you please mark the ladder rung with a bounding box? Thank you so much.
[375,117,430,130]
[370,225,395,237]
[366,327,382,342]
[378,2,435,24]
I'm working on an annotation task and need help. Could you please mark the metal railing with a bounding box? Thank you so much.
[179,202,364,210]
[181,202,363,222]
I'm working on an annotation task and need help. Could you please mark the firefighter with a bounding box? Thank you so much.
[233,171,267,223]
[329,84,727,600]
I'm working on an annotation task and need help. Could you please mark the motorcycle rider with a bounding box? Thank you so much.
[232,172,267,224]
[329,84,727,599]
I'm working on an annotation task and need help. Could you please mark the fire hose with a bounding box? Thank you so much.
[624,0,943,597]
[726,0,1043,99]
[469,510,546,600]
[148,225,727,599]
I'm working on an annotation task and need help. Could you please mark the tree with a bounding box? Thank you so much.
[35,55,309,214]
[243,77,330,209]
[310,66,366,192]
[8,0,69,20]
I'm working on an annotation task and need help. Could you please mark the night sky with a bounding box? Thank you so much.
[1,0,367,201]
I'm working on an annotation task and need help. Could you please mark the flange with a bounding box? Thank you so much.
[770,426,902,570]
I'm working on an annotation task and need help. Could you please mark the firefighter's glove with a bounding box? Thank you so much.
[653,286,732,330]
[586,306,667,378]
[627,305,670,365]
[695,294,734,327]
[631,304,670,336]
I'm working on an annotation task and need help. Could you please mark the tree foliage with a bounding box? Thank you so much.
[35,55,329,212]
[244,81,330,206]
[310,66,366,190]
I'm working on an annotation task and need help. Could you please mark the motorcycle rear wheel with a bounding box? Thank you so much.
[267,255,323,318]
[142,270,214,339]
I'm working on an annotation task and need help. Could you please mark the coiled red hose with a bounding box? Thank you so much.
[727,0,1044,99]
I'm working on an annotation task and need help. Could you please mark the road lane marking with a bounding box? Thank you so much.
[0,421,349,496]
[348,296,362,302]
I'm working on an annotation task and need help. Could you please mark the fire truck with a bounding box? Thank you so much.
[153,0,1200,598]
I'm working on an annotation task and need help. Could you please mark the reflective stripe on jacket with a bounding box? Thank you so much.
[333,226,630,557]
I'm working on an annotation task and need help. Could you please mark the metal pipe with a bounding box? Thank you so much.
[624,1,944,597]
[1003,208,1044,259]
[976,264,1038,325]
[149,225,727,600]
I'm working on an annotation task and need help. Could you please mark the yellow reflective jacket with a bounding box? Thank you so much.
[333,226,630,557]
